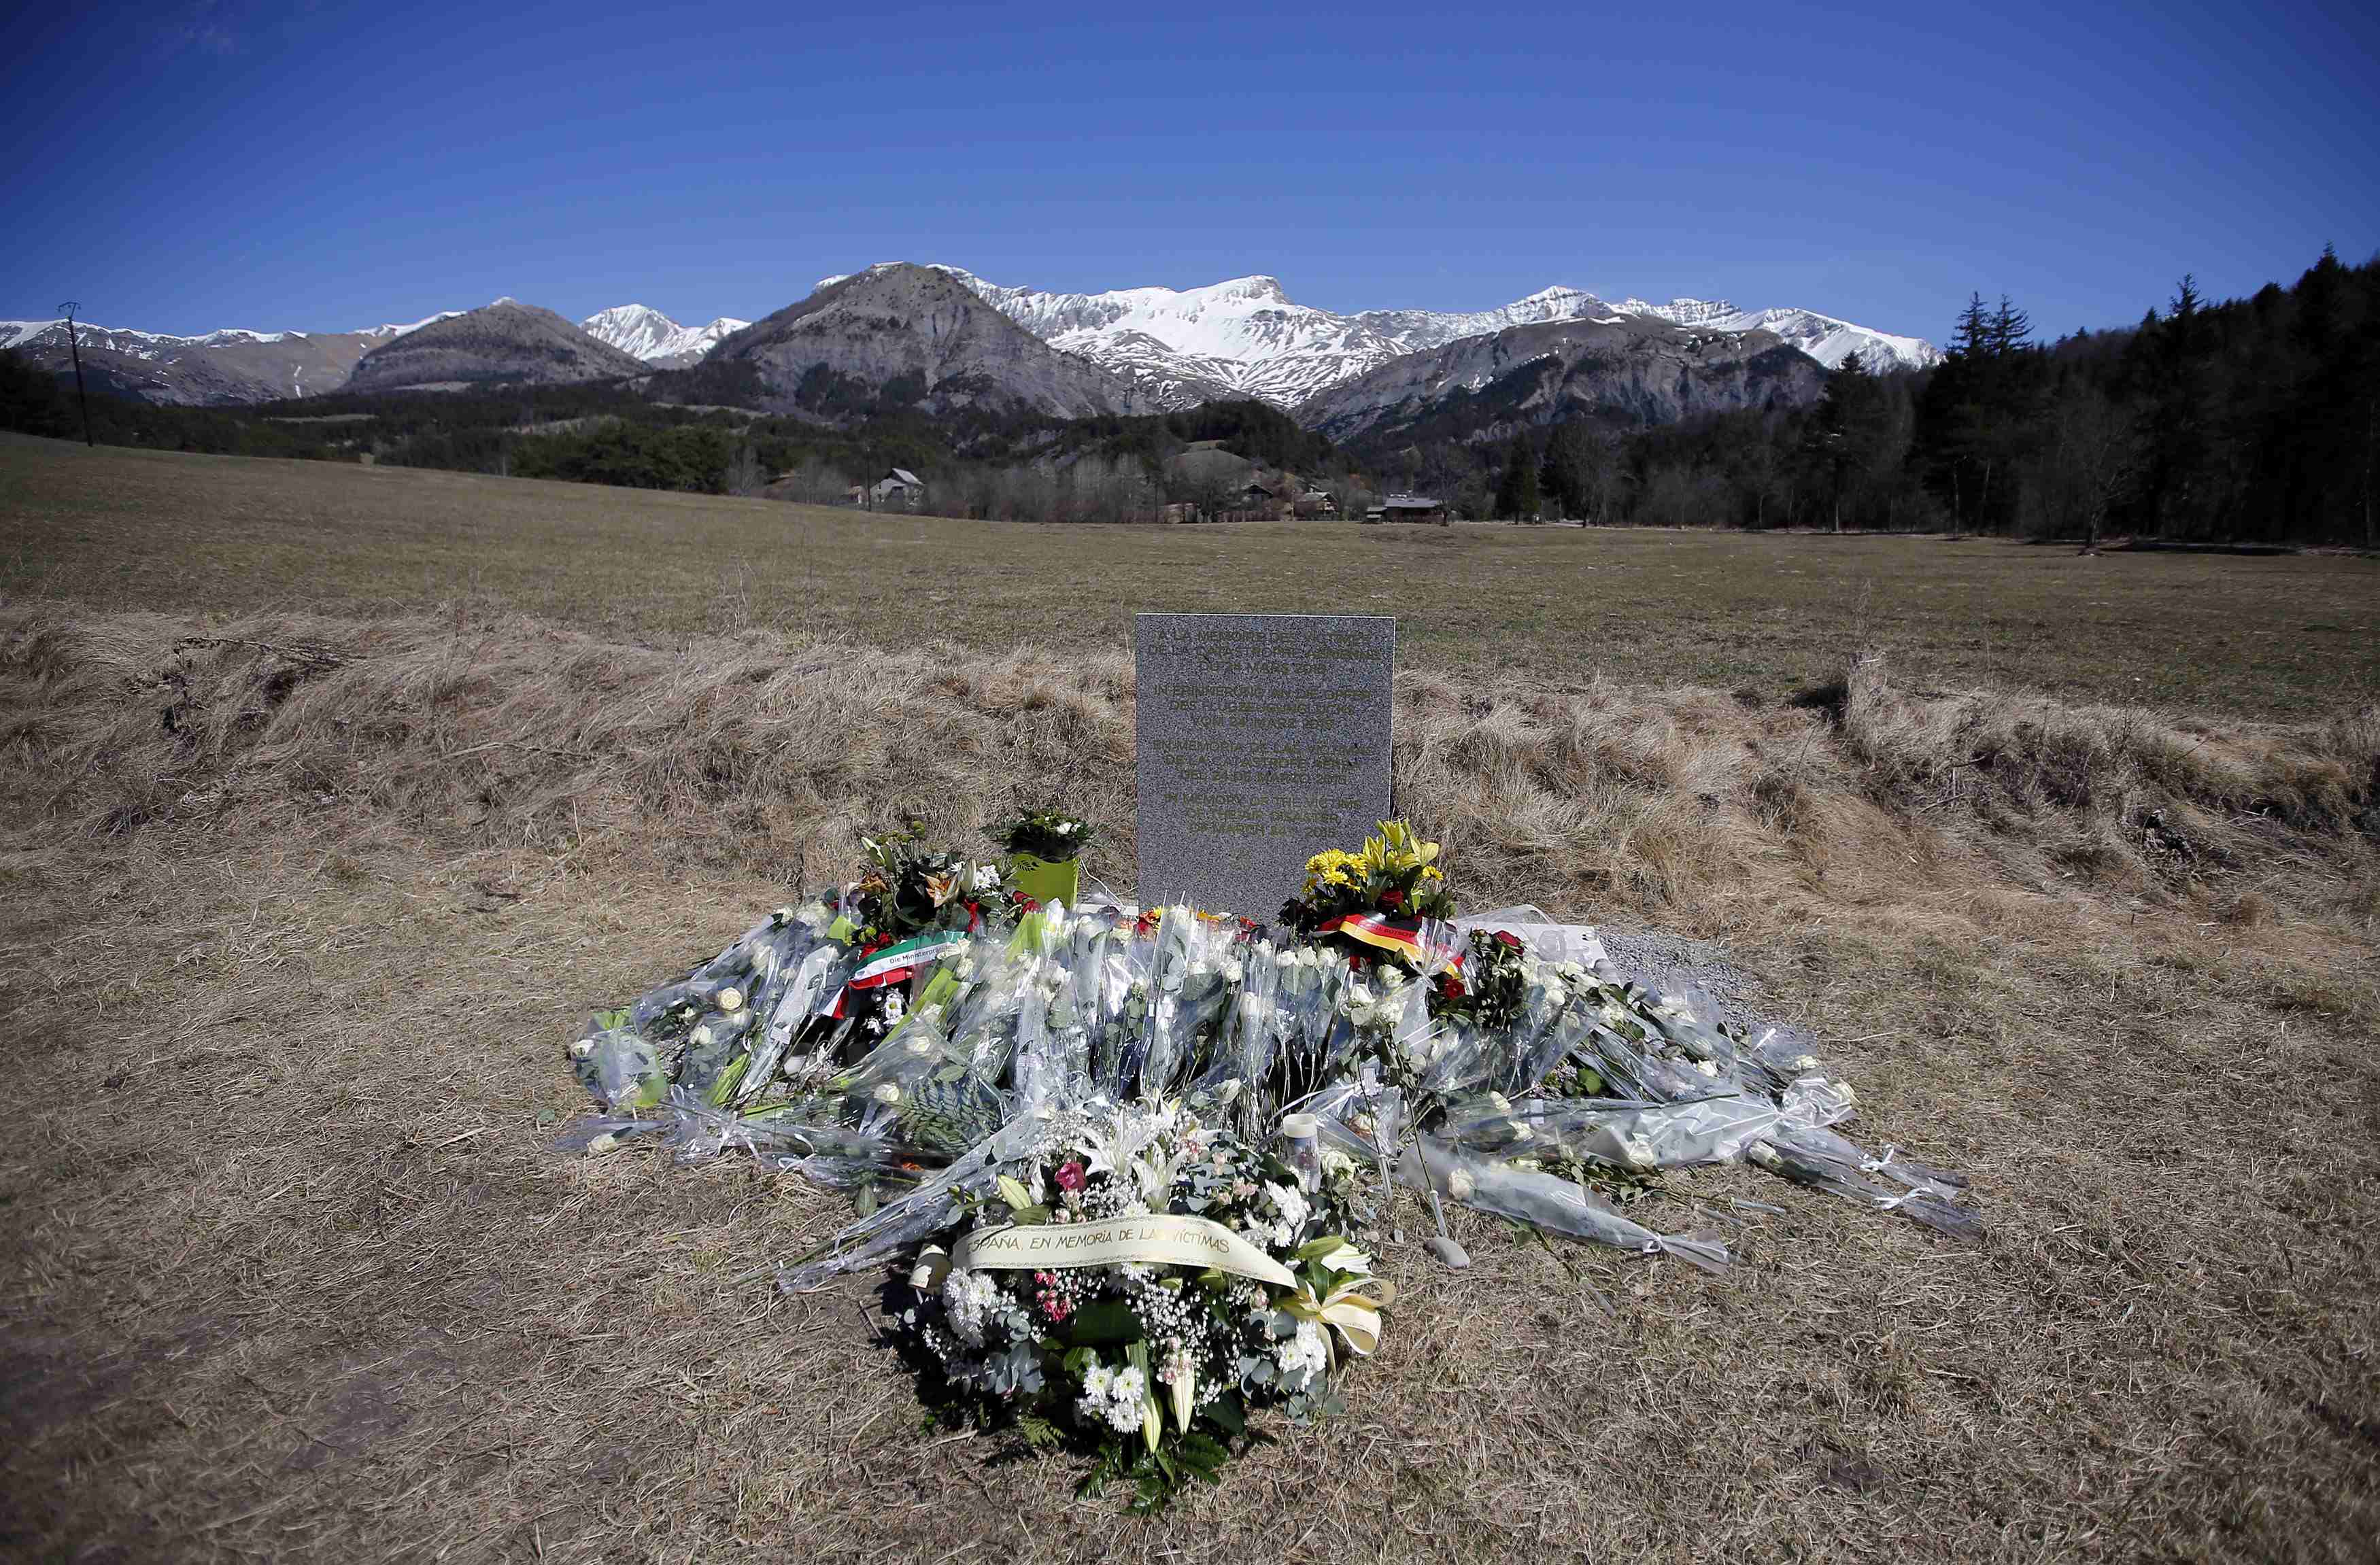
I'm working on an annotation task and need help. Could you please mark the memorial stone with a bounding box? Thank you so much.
[1134,613,1394,917]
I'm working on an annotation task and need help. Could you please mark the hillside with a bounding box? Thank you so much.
[1298,315,1830,445]
[343,299,649,392]
[684,264,1140,422]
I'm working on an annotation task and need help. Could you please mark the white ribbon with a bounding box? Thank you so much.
[951,1214,1295,1288]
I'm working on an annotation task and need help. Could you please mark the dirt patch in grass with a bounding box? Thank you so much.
[1,601,2375,1560]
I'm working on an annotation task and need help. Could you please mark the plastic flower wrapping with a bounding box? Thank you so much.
[559,821,1979,1507]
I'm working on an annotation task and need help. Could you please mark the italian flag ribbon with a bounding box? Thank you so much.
[830,930,971,1016]
[847,930,969,990]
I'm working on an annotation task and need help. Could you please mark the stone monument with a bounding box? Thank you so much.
[1134,613,1394,917]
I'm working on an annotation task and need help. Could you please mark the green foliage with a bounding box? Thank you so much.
[511,420,736,492]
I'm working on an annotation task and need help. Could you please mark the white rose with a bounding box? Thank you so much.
[568,1037,594,1059]
[1446,1169,1476,1201]
[873,1084,901,1105]
[585,1133,617,1156]
[717,986,743,1012]
[1620,1135,1659,1171]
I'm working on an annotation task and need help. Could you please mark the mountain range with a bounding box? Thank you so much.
[843,265,1938,411]
[0,311,462,405]
[1297,311,1830,443]
[3,266,1937,436]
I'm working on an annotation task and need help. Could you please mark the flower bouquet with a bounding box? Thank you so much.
[1278,819,1455,968]
[893,1099,1386,1511]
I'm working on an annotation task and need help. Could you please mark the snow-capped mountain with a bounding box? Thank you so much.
[579,305,749,369]
[1611,298,1937,375]
[823,264,1938,412]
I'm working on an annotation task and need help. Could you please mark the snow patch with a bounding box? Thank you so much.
[580,304,750,364]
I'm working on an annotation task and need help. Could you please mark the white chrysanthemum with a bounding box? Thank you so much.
[1104,1366,1148,1432]
[941,1267,1001,1347]
[1276,1320,1328,1383]
[1267,1180,1310,1236]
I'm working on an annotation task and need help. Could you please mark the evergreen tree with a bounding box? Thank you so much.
[1493,431,1540,519]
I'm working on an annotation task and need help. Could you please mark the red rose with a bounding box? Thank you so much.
[1054,1160,1087,1192]
[1439,972,1464,999]
[1379,889,1406,910]
[1494,930,1523,950]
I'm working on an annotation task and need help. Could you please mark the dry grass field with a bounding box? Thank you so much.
[5,433,2377,715]
[2,434,2377,1562]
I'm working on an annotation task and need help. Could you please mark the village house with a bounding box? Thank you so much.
[1364,493,1450,525]
[851,467,925,510]
[1293,488,1338,518]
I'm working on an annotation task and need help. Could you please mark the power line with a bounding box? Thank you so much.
[56,300,93,447]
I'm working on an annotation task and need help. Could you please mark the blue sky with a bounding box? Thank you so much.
[1,0,2373,345]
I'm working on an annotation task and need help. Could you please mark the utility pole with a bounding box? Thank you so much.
[57,300,92,447]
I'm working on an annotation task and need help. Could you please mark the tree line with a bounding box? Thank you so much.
[1425,246,2377,544]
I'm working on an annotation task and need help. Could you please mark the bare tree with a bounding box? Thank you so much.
[722,441,765,497]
